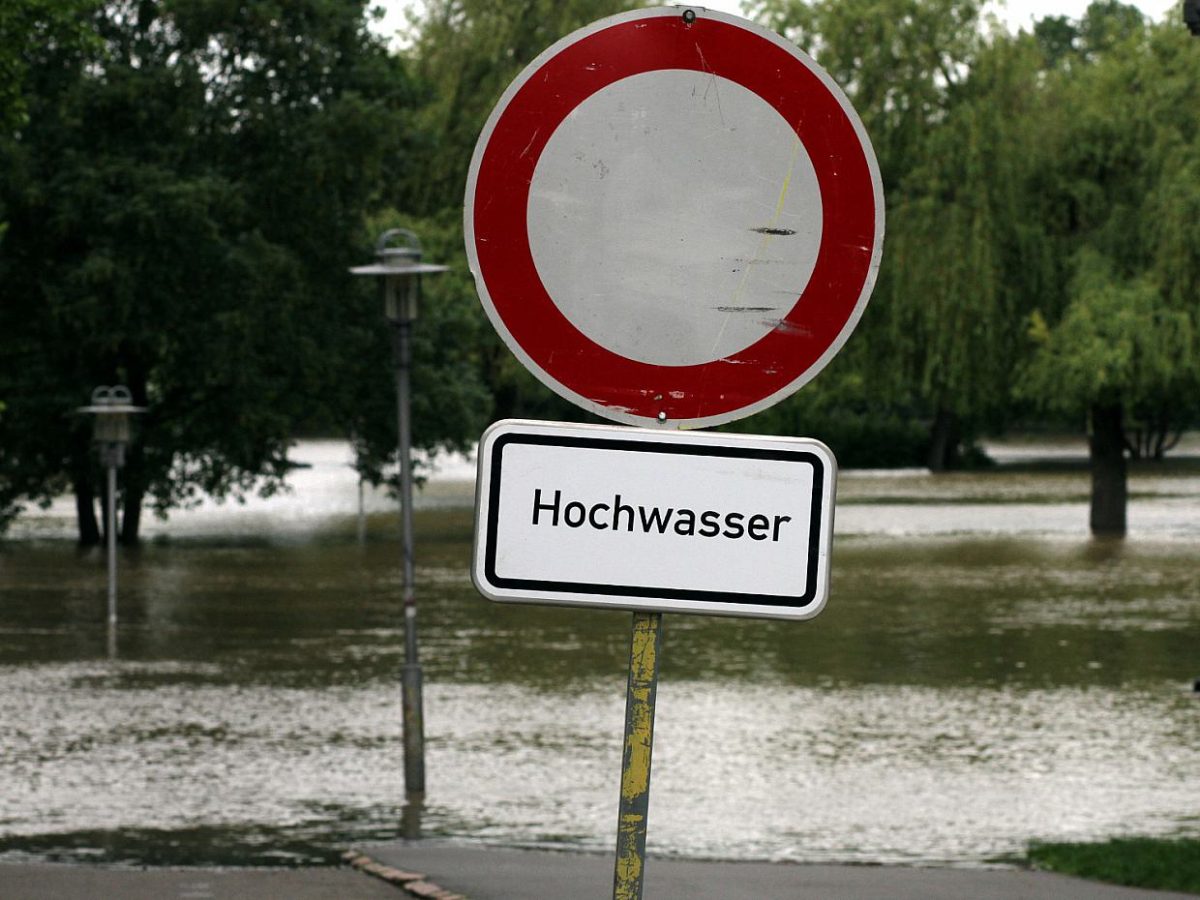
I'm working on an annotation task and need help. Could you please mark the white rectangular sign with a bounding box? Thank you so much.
[472,420,836,620]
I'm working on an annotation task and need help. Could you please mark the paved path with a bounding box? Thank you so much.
[0,863,408,899]
[2,847,1196,899]
[361,842,1198,899]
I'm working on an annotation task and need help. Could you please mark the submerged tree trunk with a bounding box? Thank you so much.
[927,407,962,472]
[70,433,101,546]
[119,486,142,546]
[1089,402,1127,537]
[119,368,148,546]
[119,443,144,546]
[74,478,100,547]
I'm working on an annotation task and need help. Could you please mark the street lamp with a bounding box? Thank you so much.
[351,229,447,797]
[76,385,146,640]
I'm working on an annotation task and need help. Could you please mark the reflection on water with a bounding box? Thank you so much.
[0,439,1198,866]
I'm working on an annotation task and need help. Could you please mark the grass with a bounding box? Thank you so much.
[1028,837,1200,894]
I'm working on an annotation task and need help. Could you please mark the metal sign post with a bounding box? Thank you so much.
[465,7,883,896]
[614,610,663,899]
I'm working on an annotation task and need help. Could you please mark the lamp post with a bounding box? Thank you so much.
[76,385,146,641]
[351,229,447,797]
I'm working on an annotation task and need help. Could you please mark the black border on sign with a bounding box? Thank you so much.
[483,432,826,609]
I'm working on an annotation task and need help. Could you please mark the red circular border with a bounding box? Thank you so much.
[472,14,878,423]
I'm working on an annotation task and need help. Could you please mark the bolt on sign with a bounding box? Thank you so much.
[464,7,883,899]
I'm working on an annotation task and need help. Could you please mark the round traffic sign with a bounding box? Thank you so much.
[465,7,883,429]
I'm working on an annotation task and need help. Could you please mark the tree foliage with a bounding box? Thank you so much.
[1017,10,1200,462]
[1020,251,1195,418]
[2,0,1197,543]
[0,0,99,133]
[745,0,1036,466]
[746,0,1198,483]
[885,31,1065,462]
[397,0,640,217]
[0,0,472,541]
[749,0,985,191]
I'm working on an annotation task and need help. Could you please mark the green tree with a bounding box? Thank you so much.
[398,0,639,217]
[749,0,986,193]
[0,0,99,277]
[1018,12,1200,534]
[0,0,98,133]
[1033,15,1079,67]
[1020,254,1196,534]
[882,31,1058,468]
[0,0,478,543]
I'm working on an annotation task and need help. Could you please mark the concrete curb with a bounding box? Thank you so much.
[355,843,1200,900]
[343,849,468,900]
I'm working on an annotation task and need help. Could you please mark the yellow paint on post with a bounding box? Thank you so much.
[613,611,663,900]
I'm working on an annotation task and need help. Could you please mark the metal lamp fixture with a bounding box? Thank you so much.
[76,385,146,639]
[79,385,144,463]
[350,229,448,324]
[350,229,447,798]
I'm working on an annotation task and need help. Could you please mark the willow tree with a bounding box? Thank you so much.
[1020,255,1195,534]
[398,0,640,218]
[1018,14,1200,535]
[750,0,1054,467]
[750,0,985,191]
[884,32,1058,468]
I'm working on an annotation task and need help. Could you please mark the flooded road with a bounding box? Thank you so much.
[1,439,1198,866]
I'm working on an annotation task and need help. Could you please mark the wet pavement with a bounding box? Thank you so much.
[3,847,1196,900]
[0,862,411,899]
[359,844,1199,898]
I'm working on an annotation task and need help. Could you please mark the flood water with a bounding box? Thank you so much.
[1,438,1198,867]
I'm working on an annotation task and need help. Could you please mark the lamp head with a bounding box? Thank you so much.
[349,229,449,323]
[76,385,146,446]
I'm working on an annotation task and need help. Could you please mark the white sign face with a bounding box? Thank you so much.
[527,68,824,368]
[473,420,836,621]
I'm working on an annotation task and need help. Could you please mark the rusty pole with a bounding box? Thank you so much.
[613,610,663,900]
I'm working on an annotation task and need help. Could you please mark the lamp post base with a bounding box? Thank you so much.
[402,661,426,796]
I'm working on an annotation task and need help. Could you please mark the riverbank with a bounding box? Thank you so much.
[7,433,1199,543]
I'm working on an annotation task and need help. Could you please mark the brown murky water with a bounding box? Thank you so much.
[1,440,1198,866]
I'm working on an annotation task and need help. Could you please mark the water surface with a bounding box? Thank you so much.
[1,439,1198,866]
